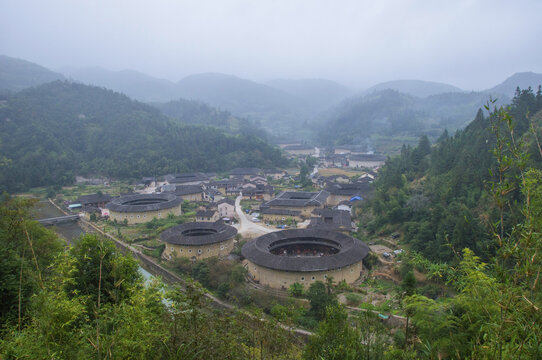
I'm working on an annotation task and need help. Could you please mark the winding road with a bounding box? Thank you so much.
[234,195,273,237]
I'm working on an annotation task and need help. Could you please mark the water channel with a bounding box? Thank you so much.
[32,200,153,281]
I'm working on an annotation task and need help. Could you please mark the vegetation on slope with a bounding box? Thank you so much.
[362,86,542,262]
[0,81,287,193]
[317,89,510,148]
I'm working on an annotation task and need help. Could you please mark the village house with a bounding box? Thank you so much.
[242,184,274,201]
[324,182,373,206]
[170,185,204,202]
[263,168,287,180]
[282,144,315,157]
[76,193,113,208]
[309,208,353,234]
[164,172,210,185]
[348,154,387,169]
[217,198,236,219]
[204,188,224,202]
[334,145,365,155]
[260,190,329,222]
[229,168,261,180]
[196,209,220,222]
[209,178,244,195]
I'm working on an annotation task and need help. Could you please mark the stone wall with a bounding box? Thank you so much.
[163,238,234,260]
[109,204,182,224]
[246,260,363,290]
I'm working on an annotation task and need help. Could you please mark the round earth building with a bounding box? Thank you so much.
[106,193,182,224]
[161,221,237,260]
[242,229,370,289]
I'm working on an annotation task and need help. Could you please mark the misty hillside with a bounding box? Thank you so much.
[316,89,510,149]
[485,71,542,97]
[61,66,177,102]
[150,98,268,139]
[175,72,304,114]
[265,78,351,112]
[0,81,286,192]
[0,55,64,92]
[364,79,463,98]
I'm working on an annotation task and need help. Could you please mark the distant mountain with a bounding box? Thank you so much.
[60,66,177,102]
[365,79,463,98]
[316,89,509,151]
[175,72,303,115]
[0,81,287,192]
[265,78,351,112]
[485,72,542,97]
[0,55,64,92]
[151,98,268,139]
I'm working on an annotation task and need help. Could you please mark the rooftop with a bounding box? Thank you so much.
[161,221,237,246]
[261,190,329,208]
[309,209,353,231]
[164,172,209,184]
[242,229,369,272]
[106,193,181,213]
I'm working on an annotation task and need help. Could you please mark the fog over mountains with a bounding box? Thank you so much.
[2,55,542,146]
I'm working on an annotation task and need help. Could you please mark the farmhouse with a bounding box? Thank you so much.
[196,209,220,222]
[229,168,261,179]
[242,229,370,289]
[106,193,182,224]
[348,154,386,169]
[161,221,237,260]
[164,172,210,185]
[324,182,372,206]
[217,198,235,218]
[283,144,315,157]
[309,209,353,234]
[76,193,112,208]
[163,184,203,202]
[260,190,329,220]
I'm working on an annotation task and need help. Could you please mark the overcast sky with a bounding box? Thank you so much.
[1,0,541,90]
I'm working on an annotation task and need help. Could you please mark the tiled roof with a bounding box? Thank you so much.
[261,190,329,208]
[242,229,369,272]
[106,193,181,212]
[161,221,237,246]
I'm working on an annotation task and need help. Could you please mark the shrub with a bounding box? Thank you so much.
[345,293,363,306]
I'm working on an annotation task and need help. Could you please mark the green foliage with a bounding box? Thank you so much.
[65,234,142,312]
[306,281,337,321]
[317,89,510,147]
[0,81,287,193]
[365,88,542,262]
[0,196,63,327]
[288,282,304,297]
[303,304,390,360]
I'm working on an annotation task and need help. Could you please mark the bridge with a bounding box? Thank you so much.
[38,215,80,226]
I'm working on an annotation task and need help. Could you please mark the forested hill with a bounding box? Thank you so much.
[151,98,268,140]
[0,81,287,193]
[363,86,542,262]
[316,89,510,147]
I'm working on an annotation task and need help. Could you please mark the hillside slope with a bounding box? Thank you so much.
[485,71,542,97]
[0,55,64,92]
[0,81,287,192]
[365,79,463,98]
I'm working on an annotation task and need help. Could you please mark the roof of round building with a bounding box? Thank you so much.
[106,193,181,213]
[242,229,369,272]
[161,221,237,246]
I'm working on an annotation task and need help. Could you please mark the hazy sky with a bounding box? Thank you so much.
[1,0,541,90]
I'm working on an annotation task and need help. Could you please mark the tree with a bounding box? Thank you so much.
[65,234,141,312]
[306,281,337,320]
